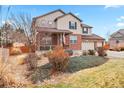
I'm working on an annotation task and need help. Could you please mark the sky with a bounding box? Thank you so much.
[1,5,124,40]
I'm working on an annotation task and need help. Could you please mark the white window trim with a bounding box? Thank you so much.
[70,36,77,44]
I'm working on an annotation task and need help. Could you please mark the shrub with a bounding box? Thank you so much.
[20,46,30,53]
[103,44,110,50]
[25,53,38,70]
[97,47,107,57]
[47,46,69,73]
[115,47,121,51]
[9,47,22,55]
[65,50,73,56]
[88,50,95,55]
[82,51,88,56]
[120,47,124,51]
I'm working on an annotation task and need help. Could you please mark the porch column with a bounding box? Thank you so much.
[102,41,104,47]
[60,34,63,46]
[63,33,65,44]
[57,34,60,45]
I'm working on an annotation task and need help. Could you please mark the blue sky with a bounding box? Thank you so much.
[1,5,124,39]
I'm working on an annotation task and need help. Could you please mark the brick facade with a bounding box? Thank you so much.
[65,34,82,50]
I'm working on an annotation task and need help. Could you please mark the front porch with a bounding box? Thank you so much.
[36,27,71,50]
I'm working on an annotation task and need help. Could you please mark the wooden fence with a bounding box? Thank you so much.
[0,48,9,62]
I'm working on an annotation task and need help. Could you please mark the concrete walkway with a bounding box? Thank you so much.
[106,50,124,58]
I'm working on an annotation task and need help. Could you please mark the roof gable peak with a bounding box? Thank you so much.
[34,9,65,19]
[55,12,82,22]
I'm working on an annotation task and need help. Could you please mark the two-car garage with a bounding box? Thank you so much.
[81,41,95,50]
[82,34,105,51]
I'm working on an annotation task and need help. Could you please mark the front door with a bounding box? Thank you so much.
[52,34,58,45]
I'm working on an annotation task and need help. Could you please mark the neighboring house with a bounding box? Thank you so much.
[32,9,105,51]
[109,29,124,49]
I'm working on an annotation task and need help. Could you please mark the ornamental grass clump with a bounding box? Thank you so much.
[0,60,26,88]
[48,46,69,73]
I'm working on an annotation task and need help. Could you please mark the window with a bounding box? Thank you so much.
[69,21,77,29]
[41,33,52,45]
[41,20,47,25]
[70,36,77,44]
[48,21,53,25]
[116,40,119,44]
[83,27,88,34]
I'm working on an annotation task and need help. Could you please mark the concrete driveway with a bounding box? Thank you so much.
[106,50,124,58]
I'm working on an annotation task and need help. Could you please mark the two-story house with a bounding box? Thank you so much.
[32,9,105,51]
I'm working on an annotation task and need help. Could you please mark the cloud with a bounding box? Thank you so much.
[116,22,124,27]
[117,16,124,21]
[2,20,13,25]
[104,5,120,9]
[2,20,5,24]
[116,16,124,28]
[75,12,80,16]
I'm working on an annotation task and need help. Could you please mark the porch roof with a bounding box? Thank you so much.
[82,34,105,40]
[36,27,72,34]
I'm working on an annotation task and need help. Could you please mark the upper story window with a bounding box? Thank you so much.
[48,21,53,25]
[69,21,77,30]
[83,27,88,34]
[70,36,77,44]
[41,20,47,25]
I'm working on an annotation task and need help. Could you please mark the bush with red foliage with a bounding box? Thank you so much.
[20,46,30,53]
[103,44,110,50]
[47,46,69,73]
[97,47,107,57]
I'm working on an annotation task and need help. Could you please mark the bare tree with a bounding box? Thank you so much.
[10,13,35,52]
[105,30,111,42]
[0,6,11,63]
[0,5,12,47]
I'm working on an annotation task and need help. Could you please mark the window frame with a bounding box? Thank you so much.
[69,21,77,30]
[70,36,77,44]
[83,27,88,34]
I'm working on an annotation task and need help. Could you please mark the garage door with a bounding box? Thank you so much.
[82,42,95,50]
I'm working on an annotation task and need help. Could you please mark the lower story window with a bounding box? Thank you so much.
[70,36,77,44]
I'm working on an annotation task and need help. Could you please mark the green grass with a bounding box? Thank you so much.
[35,56,124,88]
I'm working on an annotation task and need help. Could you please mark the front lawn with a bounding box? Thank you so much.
[35,56,124,88]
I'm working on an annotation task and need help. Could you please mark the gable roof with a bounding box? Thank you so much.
[111,29,124,37]
[82,34,105,40]
[36,27,72,34]
[81,23,93,28]
[33,9,65,19]
[55,12,82,22]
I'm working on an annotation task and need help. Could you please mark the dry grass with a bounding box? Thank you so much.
[0,54,32,88]
[9,47,22,55]
[35,57,124,88]
[0,60,24,87]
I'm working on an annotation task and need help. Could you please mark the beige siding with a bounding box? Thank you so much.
[35,11,64,28]
[109,39,124,49]
[56,14,82,34]
[88,28,92,35]
[82,28,92,35]
[113,33,123,37]
[97,42,102,47]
